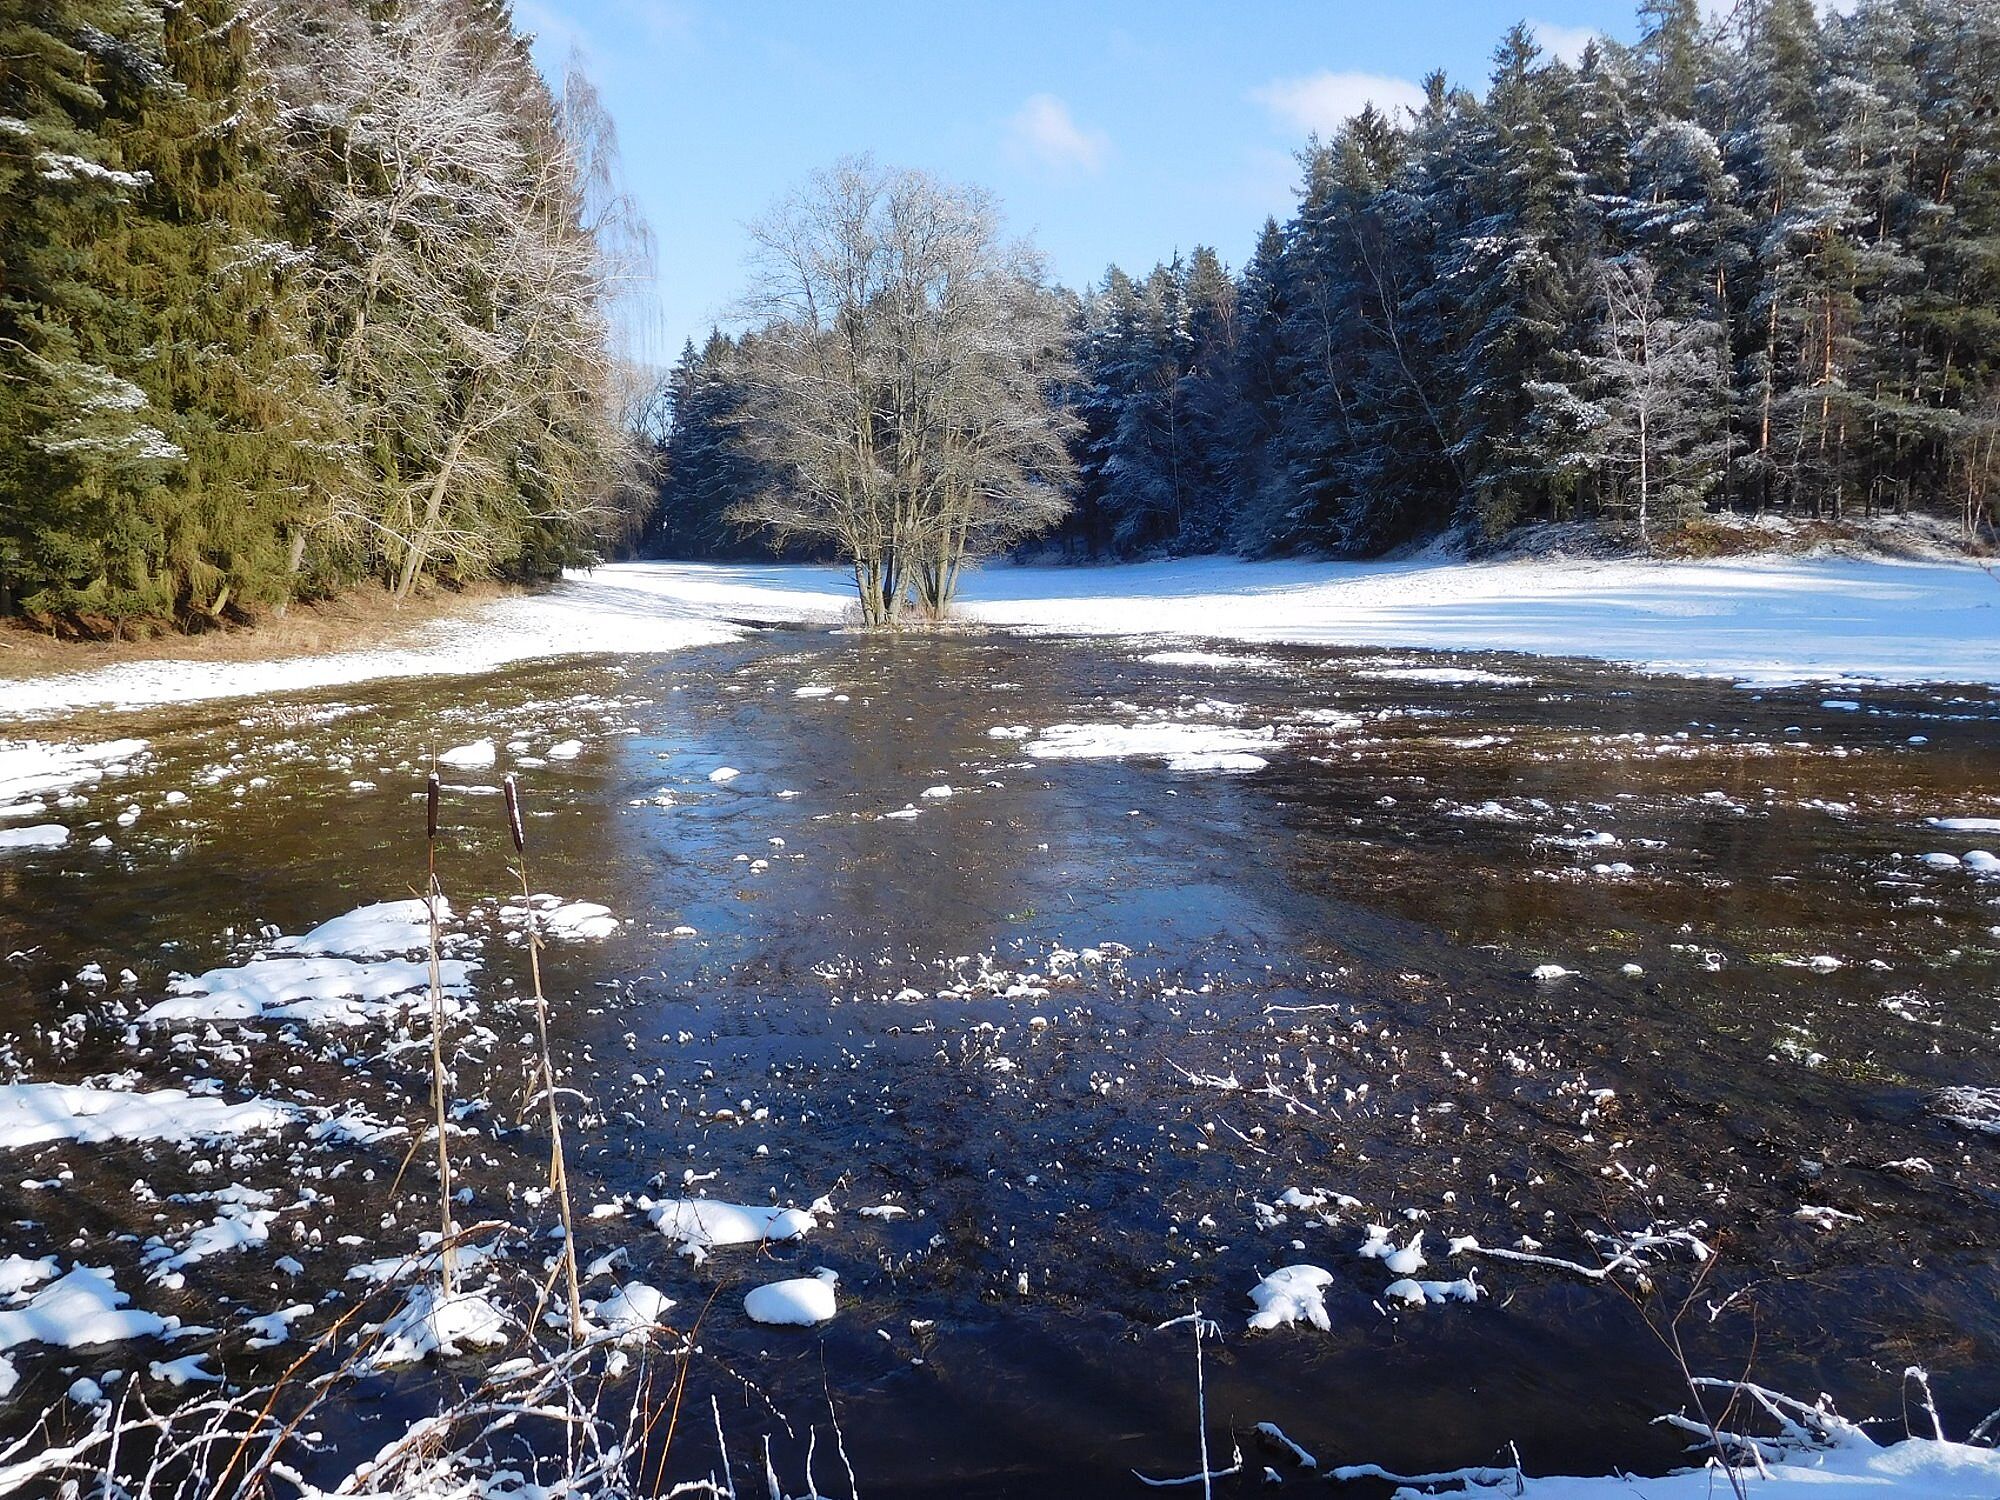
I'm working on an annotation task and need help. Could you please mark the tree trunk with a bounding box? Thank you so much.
[396,418,476,603]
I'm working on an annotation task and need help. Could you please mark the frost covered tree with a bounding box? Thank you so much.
[1587,257,1728,543]
[0,0,647,633]
[263,2,646,601]
[727,158,1074,623]
[0,0,332,627]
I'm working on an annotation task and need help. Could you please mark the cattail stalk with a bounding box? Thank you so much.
[505,774,584,1343]
[425,768,458,1297]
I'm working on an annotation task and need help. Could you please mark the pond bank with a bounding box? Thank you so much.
[5,552,1999,725]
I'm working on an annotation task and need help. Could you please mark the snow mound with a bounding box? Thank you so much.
[0,1084,295,1149]
[0,738,148,812]
[272,897,444,958]
[1383,1275,1482,1306]
[437,740,496,769]
[0,1266,167,1349]
[1929,1086,2000,1135]
[145,1206,277,1284]
[500,894,619,941]
[1359,1226,1427,1275]
[1248,1264,1335,1331]
[147,896,476,1028]
[1360,1390,2000,1497]
[1142,650,1285,670]
[586,1281,676,1334]
[642,1197,817,1263]
[1354,664,1531,686]
[0,1256,57,1298]
[145,954,476,1028]
[744,1276,836,1327]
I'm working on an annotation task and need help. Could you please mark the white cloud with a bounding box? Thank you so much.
[626,0,697,47]
[1529,19,1601,64]
[1004,94,1111,175]
[1250,71,1428,138]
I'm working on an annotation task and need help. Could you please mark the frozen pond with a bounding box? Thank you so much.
[2,629,1999,1494]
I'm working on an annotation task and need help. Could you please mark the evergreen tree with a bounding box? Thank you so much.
[0,1,182,626]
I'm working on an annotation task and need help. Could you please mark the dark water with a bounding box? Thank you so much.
[3,631,1999,1494]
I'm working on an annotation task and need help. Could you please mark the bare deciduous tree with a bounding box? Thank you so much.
[728,158,1074,624]
[258,1,646,598]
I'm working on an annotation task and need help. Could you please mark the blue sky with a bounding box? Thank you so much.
[518,0,1643,365]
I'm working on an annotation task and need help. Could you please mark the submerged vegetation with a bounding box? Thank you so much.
[1,636,1999,1493]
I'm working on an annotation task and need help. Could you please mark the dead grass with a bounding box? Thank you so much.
[1656,511,1997,561]
[0,582,521,680]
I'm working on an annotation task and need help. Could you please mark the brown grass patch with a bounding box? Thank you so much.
[0,581,523,680]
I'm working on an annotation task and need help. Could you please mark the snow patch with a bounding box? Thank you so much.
[1247,1264,1334,1331]
[0,1085,295,1149]
[0,1266,166,1349]
[743,1275,837,1327]
[641,1197,817,1263]
[364,1283,510,1367]
[1024,721,1279,773]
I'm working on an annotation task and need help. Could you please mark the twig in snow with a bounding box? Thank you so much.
[1904,1365,1945,1442]
[1252,1420,1318,1471]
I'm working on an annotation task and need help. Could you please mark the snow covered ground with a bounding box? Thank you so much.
[0,572,742,720]
[3,552,1997,720]
[616,553,2000,687]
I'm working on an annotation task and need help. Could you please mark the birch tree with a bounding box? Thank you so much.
[1588,256,1728,545]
